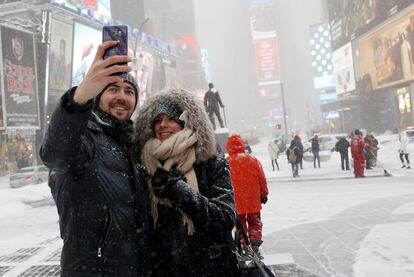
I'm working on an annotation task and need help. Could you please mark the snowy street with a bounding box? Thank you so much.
[0,134,413,276]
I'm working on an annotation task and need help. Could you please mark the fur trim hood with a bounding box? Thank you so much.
[134,88,216,163]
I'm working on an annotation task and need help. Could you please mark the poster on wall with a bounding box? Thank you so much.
[359,7,414,90]
[0,26,39,128]
[332,43,356,94]
[49,19,73,92]
[72,22,100,86]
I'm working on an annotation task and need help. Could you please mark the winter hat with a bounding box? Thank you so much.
[151,99,184,128]
[226,133,245,155]
[95,73,139,108]
[354,129,362,135]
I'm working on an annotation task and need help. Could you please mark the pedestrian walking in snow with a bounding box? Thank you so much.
[204,83,225,129]
[335,136,350,170]
[294,135,304,169]
[311,135,321,168]
[134,88,240,276]
[40,41,152,277]
[286,140,301,177]
[351,129,366,178]
[365,134,379,169]
[399,134,411,169]
[226,134,269,257]
[268,139,280,171]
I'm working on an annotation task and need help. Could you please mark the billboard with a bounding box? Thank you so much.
[327,0,414,50]
[332,43,356,94]
[358,7,414,90]
[309,23,336,90]
[53,0,111,21]
[49,19,73,92]
[250,0,280,85]
[0,26,40,128]
[250,1,277,40]
[254,38,280,84]
[72,22,100,86]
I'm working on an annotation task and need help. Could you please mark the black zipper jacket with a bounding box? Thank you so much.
[40,88,152,277]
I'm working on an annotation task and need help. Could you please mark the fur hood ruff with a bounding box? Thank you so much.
[134,88,216,163]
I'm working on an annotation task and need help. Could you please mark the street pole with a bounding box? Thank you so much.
[340,109,345,133]
[41,10,51,137]
[280,82,288,139]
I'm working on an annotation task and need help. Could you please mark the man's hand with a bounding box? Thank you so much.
[74,41,132,104]
[260,196,268,204]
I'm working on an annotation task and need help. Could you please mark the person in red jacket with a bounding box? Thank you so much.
[350,129,366,178]
[226,134,269,255]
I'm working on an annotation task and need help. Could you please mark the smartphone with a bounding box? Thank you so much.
[102,25,128,61]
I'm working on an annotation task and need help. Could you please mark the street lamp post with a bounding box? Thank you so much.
[279,82,289,139]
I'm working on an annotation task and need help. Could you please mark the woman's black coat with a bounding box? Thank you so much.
[150,155,240,277]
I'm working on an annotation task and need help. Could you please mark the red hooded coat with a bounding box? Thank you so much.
[226,134,268,214]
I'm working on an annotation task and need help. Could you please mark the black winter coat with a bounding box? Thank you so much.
[40,89,152,277]
[335,138,350,153]
[150,156,240,277]
[311,138,320,152]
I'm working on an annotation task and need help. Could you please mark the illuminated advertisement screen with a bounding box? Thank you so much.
[250,0,280,85]
[327,0,414,50]
[358,7,414,90]
[71,22,100,86]
[250,0,277,40]
[53,0,111,21]
[309,23,336,90]
[254,38,280,83]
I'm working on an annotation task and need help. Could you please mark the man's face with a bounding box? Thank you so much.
[98,82,136,122]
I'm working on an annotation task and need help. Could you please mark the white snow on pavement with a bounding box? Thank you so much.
[353,222,414,277]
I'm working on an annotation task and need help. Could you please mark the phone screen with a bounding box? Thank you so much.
[102,25,128,60]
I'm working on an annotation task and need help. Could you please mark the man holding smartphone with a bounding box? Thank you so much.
[40,40,152,277]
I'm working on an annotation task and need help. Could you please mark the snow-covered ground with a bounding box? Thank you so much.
[0,133,412,276]
[251,134,414,277]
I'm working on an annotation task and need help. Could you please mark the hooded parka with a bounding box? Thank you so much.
[226,134,268,215]
[40,88,152,277]
[134,88,240,277]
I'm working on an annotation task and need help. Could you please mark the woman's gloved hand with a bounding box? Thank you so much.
[151,165,186,198]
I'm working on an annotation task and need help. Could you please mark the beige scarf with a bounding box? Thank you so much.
[141,127,198,235]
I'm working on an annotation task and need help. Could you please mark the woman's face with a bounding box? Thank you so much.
[153,114,183,142]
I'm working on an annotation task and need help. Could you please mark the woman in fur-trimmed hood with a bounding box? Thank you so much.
[134,88,240,276]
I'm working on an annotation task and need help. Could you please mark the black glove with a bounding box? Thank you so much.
[260,196,268,204]
[151,165,186,198]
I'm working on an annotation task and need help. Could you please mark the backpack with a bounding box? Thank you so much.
[288,146,297,163]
